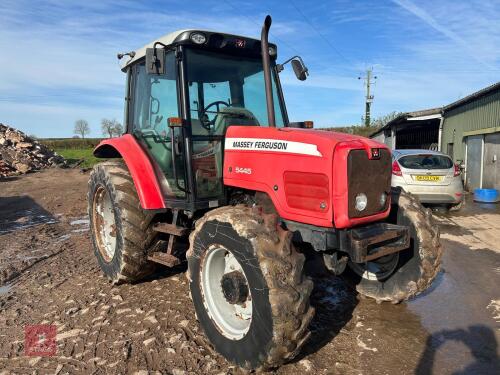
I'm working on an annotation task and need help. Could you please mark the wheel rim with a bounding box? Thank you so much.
[92,185,117,263]
[201,245,252,340]
[350,253,400,281]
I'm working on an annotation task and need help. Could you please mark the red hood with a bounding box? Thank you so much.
[224,126,392,228]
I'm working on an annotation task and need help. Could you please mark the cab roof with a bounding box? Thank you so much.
[120,29,274,71]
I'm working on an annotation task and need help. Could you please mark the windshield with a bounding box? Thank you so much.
[185,49,286,136]
[398,154,453,170]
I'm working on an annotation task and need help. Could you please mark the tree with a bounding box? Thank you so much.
[101,118,122,138]
[112,123,124,137]
[370,111,402,128]
[74,119,90,139]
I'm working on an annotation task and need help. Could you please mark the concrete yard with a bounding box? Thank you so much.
[0,169,499,374]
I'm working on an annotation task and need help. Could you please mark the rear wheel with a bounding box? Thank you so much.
[88,161,157,284]
[187,205,314,370]
[347,187,442,303]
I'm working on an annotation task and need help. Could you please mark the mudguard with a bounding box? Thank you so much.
[93,134,166,210]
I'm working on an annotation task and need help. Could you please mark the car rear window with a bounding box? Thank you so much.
[398,154,453,170]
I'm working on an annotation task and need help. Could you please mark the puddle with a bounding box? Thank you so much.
[72,228,89,233]
[406,238,500,373]
[0,284,12,296]
[70,219,90,226]
[0,209,58,234]
[70,217,89,233]
[56,234,71,242]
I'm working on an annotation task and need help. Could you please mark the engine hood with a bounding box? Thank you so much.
[223,125,391,228]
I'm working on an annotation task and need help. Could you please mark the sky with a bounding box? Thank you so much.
[0,0,499,138]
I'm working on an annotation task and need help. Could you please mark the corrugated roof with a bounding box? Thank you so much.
[444,81,500,112]
[370,107,442,137]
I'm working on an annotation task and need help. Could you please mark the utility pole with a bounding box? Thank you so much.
[358,68,377,127]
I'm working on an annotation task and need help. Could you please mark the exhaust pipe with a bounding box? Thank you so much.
[261,15,276,128]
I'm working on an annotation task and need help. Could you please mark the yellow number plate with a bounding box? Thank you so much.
[415,175,442,182]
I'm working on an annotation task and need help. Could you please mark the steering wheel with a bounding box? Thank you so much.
[200,100,230,130]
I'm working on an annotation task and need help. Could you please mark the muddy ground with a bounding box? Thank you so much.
[0,169,499,374]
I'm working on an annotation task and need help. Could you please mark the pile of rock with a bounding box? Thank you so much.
[0,123,65,177]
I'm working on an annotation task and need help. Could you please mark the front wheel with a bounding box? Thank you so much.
[187,206,314,370]
[346,188,442,303]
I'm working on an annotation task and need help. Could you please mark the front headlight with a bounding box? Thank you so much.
[355,193,368,211]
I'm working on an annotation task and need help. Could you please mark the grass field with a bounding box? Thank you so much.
[39,138,105,168]
[54,148,103,168]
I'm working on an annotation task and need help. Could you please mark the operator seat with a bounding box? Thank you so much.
[213,107,260,136]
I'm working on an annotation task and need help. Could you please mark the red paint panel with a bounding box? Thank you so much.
[224,126,336,227]
[94,135,166,210]
[224,125,391,228]
[284,171,329,212]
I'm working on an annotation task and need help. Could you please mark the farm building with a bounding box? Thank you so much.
[441,82,500,191]
[370,108,442,150]
[370,81,500,191]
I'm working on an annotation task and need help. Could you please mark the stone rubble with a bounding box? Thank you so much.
[0,123,65,177]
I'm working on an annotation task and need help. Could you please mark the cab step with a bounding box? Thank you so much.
[147,252,181,267]
[152,222,188,237]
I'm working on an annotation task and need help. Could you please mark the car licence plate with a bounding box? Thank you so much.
[414,175,443,182]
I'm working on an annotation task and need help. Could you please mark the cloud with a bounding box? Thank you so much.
[392,0,499,69]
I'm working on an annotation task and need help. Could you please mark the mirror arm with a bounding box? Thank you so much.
[276,55,301,72]
[276,55,308,76]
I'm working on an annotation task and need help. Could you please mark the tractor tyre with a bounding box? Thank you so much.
[187,205,314,370]
[347,187,442,303]
[88,161,157,284]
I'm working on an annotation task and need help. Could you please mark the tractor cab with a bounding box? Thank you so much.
[119,30,304,212]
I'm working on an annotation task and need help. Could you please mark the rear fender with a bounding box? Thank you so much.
[93,134,166,210]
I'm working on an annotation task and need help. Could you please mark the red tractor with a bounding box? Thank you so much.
[88,16,441,370]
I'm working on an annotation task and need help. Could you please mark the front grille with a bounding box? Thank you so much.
[347,149,391,218]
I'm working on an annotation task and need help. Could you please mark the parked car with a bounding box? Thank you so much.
[391,149,464,210]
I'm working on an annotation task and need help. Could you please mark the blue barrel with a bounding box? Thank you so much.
[473,189,499,203]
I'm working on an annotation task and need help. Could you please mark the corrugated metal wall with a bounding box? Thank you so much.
[441,89,500,162]
[483,133,500,190]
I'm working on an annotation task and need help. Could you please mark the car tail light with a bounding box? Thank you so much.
[392,160,402,176]
[454,164,461,177]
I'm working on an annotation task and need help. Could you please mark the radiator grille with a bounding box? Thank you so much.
[347,149,391,218]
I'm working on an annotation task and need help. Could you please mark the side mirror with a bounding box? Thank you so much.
[276,56,309,81]
[146,48,165,75]
[291,59,308,81]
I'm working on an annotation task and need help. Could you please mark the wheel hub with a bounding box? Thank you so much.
[201,246,253,339]
[221,271,249,305]
[92,185,117,263]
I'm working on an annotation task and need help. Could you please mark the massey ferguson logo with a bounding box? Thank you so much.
[235,167,252,175]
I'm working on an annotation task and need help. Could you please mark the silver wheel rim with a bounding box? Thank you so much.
[92,186,117,262]
[201,245,252,340]
[350,253,400,281]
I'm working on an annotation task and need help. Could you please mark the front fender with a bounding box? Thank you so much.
[93,134,166,210]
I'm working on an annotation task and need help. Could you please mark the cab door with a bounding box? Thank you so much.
[129,52,186,199]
